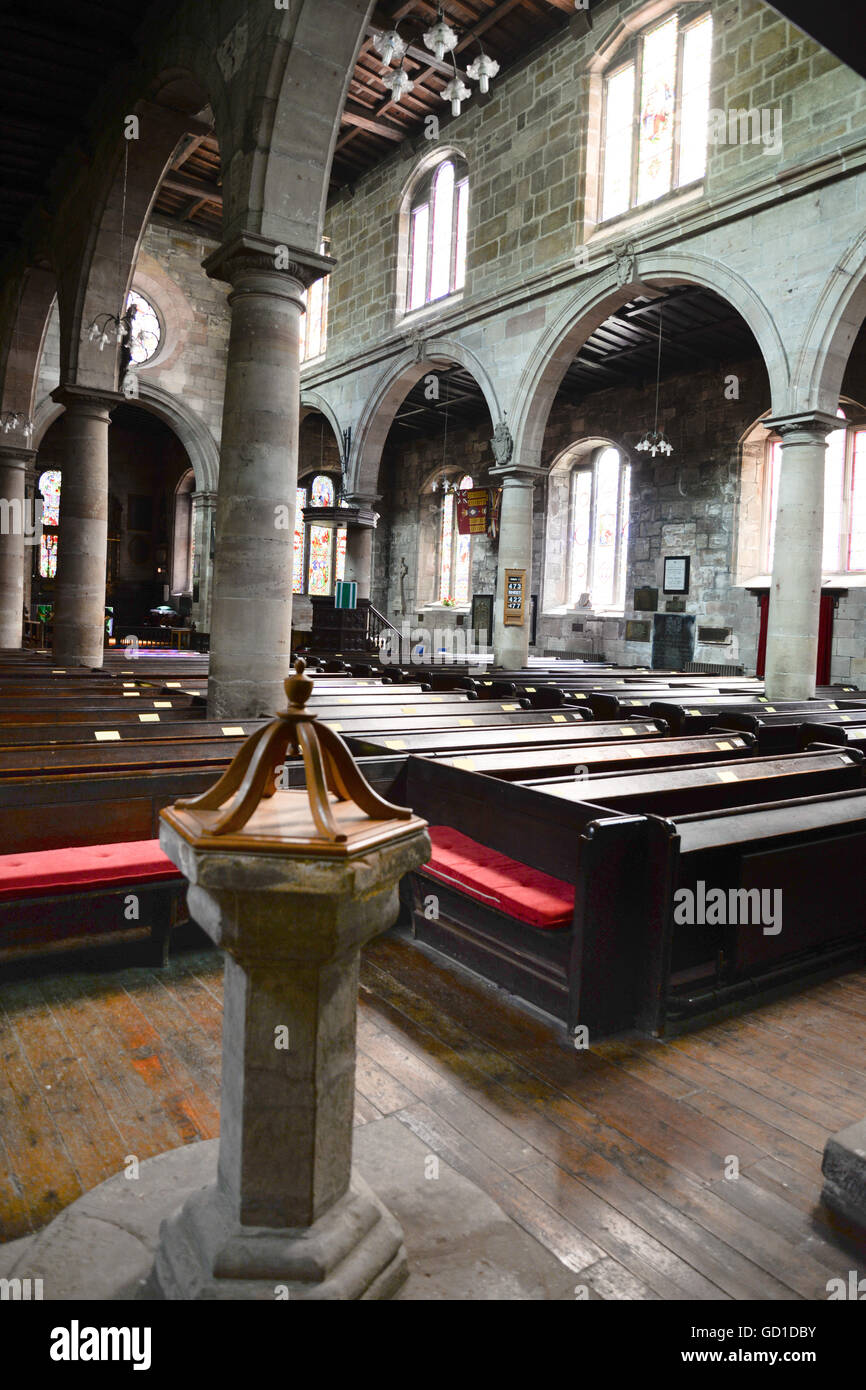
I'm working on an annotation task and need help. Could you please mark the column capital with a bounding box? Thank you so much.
[51,383,125,418]
[489,463,547,486]
[0,442,37,468]
[192,490,218,506]
[761,410,840,439]
[203,233,336,296]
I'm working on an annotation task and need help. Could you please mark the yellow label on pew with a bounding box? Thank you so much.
[841,714,851,721]
[153,701,172,708]
[764,705,776,712]
[95,731,121,741]
[716,769,738,782]
[123,691,140,698]
[502,704,519,711]
[222,726,244,736]
[715,740,733,750]
[459,718,474,726]
[52,669,65,674]
[122,682,136,687]
[829,703,838,710]
[385,739,407,750]
[431,697,443,702]
[758,696,768,702]
[552,715,566,723]
[330,722,343,731]
[619,726,637,735]
[453,757,477,770]
[525,687,535,693]
[401,707,417,715]
[338,698,351,704]
[139,714,160,723]
[687,708,702,715]
[166,682,182,688]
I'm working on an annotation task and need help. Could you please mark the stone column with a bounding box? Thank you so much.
[490,463,545,668]
[342,495,379,601]
[191,489,217,634]
[0,443,36,649]
[203,235,334,717]
[49,385,123,669]
[762,411,838,700]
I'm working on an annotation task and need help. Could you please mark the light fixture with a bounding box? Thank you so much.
[636,301,674,458]
[84,137,136,378]
[0,411,33,440]
[372,27,408,66]
[382,65,415,103]
[441,60,471,117]
[466,50,499,94]
[423,8,458,63]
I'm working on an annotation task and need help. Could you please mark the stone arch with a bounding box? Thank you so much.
[0,269,57,423]
[350,338,502,498]
[511,252,788,470]
[789,229,866,415]
[300,391,345,468]
[254,1,376,250]
[134,382,219,494]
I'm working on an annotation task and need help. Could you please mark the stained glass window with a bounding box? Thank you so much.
[293,487,307,595]
[38,470,61,527]
[311,475,334,508]
[765,410,866,574]
[601,10,713,221]
[567,450,630,610]
[38,469,61,579]
[308,525,333,595]
[406,159,469,311]
[40,533,58,580]
[439,493,455,602]
[126,291,161,365]
[300,275,329,363]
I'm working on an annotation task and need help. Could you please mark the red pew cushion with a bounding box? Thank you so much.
[0,840,183,901]
[421,825,574,930]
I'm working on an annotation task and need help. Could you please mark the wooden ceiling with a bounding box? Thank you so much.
[384,286,763,439]
[0,0,151,262]
[152,0,576,235]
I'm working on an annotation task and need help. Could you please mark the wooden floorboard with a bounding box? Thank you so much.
[0,936,864,1299]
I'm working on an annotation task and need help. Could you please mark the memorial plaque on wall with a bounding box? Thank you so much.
[471,593,494,645]
[652,613,696,670]
[633,586,658,612]
[503,568,526,626]
[625,620,651,643]
[665,597,686,613]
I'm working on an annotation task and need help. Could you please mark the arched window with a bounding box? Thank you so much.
[294,474,347,597]
[544,445,631,612]
[126,291,162,364]
[434,474,474,604]
[601,9,713,222]
[300,241,330,364]
[407,159,469,312]
[38,469,61,578]
[763,408,866,574]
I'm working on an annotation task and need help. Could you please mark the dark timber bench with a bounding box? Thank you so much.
[430,732,757,781]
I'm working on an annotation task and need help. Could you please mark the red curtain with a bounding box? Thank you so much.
[756,592,834,683]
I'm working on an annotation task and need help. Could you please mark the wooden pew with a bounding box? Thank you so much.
[431,732,757,781]
[348,719,667,757]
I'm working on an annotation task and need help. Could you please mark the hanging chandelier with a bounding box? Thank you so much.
[0,411,33,441]
[373,5,499,114]
[83,137,138,394]
[636,301,674,458]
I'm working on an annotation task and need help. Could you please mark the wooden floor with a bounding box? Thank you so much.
[1,934,864,1298]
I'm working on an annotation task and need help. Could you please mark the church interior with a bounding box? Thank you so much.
[1,0,866,1323]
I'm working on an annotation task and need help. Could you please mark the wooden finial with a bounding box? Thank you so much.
[285,657,314,710]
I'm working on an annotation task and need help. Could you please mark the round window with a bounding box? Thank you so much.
[126,290,162,365]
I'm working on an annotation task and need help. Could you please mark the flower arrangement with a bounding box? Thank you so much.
[440,596,456,607]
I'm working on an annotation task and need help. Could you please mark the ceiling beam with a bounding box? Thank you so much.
[161,173,222,204]
[340,101,408,140]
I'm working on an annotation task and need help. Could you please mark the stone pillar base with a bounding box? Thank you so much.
[821,1116,866,1231]
[150,1170,408,1300]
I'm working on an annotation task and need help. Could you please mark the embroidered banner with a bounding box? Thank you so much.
[456,488,490,535]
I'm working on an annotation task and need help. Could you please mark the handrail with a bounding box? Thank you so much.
[367,604,406,663]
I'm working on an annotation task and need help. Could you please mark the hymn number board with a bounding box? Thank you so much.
[504,568,526,626]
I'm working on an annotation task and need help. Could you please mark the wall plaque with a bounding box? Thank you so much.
[625,620,651,643]
[503,568,526,626]
[633,586,658,612]
[665,597,686,613]
[663,555,691,595]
